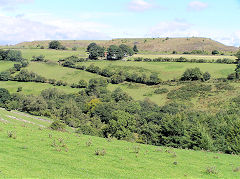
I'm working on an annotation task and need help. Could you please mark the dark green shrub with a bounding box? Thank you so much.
[154,88,169,94]
[50,120,66,131]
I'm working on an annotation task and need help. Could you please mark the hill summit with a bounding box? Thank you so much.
[15,37,238,52]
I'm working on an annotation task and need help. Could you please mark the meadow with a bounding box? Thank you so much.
[76,60,235,81]
[0,108,240,178]
[131,53,236,60]
[0,81,79,94]
[19,49,87,62]
[26,62,98,83]
[0,61,14,72]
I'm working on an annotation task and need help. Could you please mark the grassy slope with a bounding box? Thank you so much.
[14,37,238,52]
[19,49,87,61]
[132,54,236,60]
[0,81,79,94]
[26,62,99,83]
[0,108,240,178]
[77,61,235,81]
[0,61,14,72]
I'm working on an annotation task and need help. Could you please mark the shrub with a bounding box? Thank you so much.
[17,87,22,92]
[203,72,211,81]
[31,55,46,62]
[215,83,234,91]
[227,73,236,80]
[95,148,106,156]
[212,50,219,55]
[154,88,169,94]
[50,120,66,131]
[72,47,77,51]
[181,67,203,81]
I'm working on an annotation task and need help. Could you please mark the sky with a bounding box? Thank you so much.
[0,0,239,46]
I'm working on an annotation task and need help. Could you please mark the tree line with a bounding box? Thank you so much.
[0,80,240,154]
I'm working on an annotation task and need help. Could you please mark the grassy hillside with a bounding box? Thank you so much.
[0,61,15,72]
[0,108,240,178]
[76,61,235,81]
[0,81,79,94]
[14,37,238,53]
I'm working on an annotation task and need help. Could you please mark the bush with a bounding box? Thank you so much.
[72,47,77,51]
[203,72,211,81]
[215,83,234,91]
[31,55,46,62]
[50,120,66,131]
[181,67,203,81]
[154,88,169,94]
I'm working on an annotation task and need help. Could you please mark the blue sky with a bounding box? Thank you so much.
[0,0,239,46]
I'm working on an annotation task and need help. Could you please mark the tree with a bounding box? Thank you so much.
[0,71,11,81]
[181,67,203,81]
[0,88,10,105]
[119,44,134,56]
[49,40,64,50]
[89,45,105,60]
[212,50,219,55]
[203,72,211,81]
[235,51,240,79]
[107,45,124,60]
[133,44,139,53]
[14,63,22,71]
[5,50,23,62]
[105,110,135,139]
[87,43,97,52]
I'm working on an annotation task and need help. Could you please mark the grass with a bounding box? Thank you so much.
[0,81,79,95]
[131,54,236,60]
[0,61,14,72]
[0,108,240,178]
[19,49,87,62]
[77,60,235,80]
[14,37,238,53]
[26,62,99,83]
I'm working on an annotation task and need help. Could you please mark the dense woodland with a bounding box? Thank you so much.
[1,42,240,155]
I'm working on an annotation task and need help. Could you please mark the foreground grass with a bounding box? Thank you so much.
[0,109,239,178]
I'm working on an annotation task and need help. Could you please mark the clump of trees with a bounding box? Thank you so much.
[49,40,67,50]
[1,81,240,154]
[181,67,211,81]
[87,43,105,60]
[0,49,24,62]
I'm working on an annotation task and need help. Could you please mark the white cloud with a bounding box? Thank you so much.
[0,14,111,45]
[187,1,208,11]
[0,0,34,11]
[148,19,198,38]
[128,0,156,12]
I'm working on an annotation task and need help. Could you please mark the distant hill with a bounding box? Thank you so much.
[15,37,238,52]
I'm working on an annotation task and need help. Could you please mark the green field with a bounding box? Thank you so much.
[132,54,236,60]
[77,61,235,80]
[0,61,14,72]
[0,108,240,178]
[26,62,99,83]
[19,49,87,62]
[0,81,79,94]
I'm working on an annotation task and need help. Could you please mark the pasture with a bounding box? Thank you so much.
[0,108,240,178]
[26,62,98,83]
[0,61,14,72]
[131,54,236,60]
[0,81,79,94]
[76,60,235,80]
[19,49,87,62]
